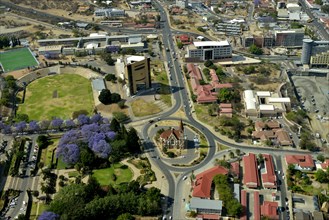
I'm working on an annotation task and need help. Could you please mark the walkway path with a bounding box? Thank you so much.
[121,159,140,181]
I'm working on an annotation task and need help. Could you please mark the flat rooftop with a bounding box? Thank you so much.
[193,40,230,47]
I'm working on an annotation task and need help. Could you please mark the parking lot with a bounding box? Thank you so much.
[292,194,317,213]
[291,75,329,143]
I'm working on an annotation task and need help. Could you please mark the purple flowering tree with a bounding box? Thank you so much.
[29,121,40,132]
[0,122,5,130]
[56,143,80,164]
[3,125,12,134]
[15,121,27,133]
[90,114,103,124]
[102,117,110,124]
[64,119,75,128]
[51,118,63,130]
[77,114,90,126]
[58,130,80,146]
[91,139,111,158]
[38,211,59,220]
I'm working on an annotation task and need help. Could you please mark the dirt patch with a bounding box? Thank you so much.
[131,98,161,117]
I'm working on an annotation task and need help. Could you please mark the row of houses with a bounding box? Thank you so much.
[187,64,233,104]
[252,120,293,146]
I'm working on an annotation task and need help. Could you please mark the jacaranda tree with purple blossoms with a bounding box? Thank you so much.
[51,118,63,129]
[29,121,40,132]
[38,211,59,220]
[56,144,80,164]
[15,121,27,133]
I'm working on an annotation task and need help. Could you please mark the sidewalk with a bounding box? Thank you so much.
[121,159,140,181]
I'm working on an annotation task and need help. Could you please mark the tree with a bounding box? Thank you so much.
[118,100,126,109]
[15,114,29,123]
[177,41,183,49]
[315,169,329,183]
[197,27,206,32]
[17,214,26,220]
[100,52,115,65]
[110,118,121,132]
[56,144,80,164]
[126,127,141,153]
[249,44,263,55]
[204,60,213,67]
[235,149,241,156]
[32,190,39,198]
[29,121,40,132]
[315,0,323,5]
[117,213,135,220]
[105,74,117,82]
[98,89,112,105]
[317,154,325,163]
[51,118,63,130]
[321,5,329,13]
[229,151,235,158]
[257,154,264,164]
[111,93,122,103]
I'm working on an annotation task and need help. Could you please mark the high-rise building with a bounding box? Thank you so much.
[274,29,304,47]
[301,39,329,68]
[124,56,151,96]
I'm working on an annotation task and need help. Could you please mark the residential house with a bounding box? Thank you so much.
[285,154,315,171]
[243,153,259,188]
[261,201,279,220]
[255,121,280,131]
[159,120,186,149]
[261,154,277,189]
[193,166,228,199]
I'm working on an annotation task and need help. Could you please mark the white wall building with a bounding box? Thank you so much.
[94,8,125,17]
[186,41,232,62]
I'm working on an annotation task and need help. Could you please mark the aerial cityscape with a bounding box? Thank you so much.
[0,0,328,219]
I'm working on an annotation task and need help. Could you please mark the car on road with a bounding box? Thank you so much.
[183,176,187,180]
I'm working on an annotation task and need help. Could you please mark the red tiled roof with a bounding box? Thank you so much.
[285,154,315,168]
[196,85,217,104]
[262,154,277,189]
[219,103,232,108]
[254,191,260,220]
[275,129,292,146]
[179,35,189,42]
[252,130,276,140]
[243,153,259,188]
[193,166,228,198]
[187,63,202,80]
[196,214,220,220]
[212,83,233,89]
[231,162,240,177]
[261,201,279,220]
[255,121,280,131]
[220,108,233,113]
[321,159,329,169]
[190,77,200,91]
[240,190,247,220]
[210,69,219,82]
[160,128,182,140]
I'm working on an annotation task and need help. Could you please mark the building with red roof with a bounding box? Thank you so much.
[261,154,277,189]
[240,190,247,220]
[319,159,329,170]
[254,191,260,220]
[285,154,315,171]
[178,34,192,45]
[261,201,279,220]
[243,153,260,188]
[193,166,228,199]
[187,63,202,80]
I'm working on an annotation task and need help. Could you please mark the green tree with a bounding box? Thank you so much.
[110,93,122,103]
[217,88,234,103]
[177,41,183,49]
[235,149,241,156]
[117,213,135,220]
[204,60,213,67]
[126,127,141,153]
[249,44,263,55]
[321,5,329,13]
[197,27,206,32]
[317,154,325,163]
[15,114,29,123]
[315,0,323,5]
[100,52,115,65]
[105,74,117,82]
[315,169,329,183]
[98,89,112,104]
[110,118,121,132]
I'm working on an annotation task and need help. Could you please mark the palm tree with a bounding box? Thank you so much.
[229,151,235,159]
[235,149,241,156]
[223,155,226,161]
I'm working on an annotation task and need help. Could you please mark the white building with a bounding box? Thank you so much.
[243,90,291,117]
[185,41,232,62]
[176,0,188,8]
[94,8,125,17]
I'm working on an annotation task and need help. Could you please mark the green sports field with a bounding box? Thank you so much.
[17,74,94,121]
[0,48,39,72]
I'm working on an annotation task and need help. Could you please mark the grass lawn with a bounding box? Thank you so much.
[40,138,59,167]
[17,74,94,121]
[92,163,132,186]
[131,98,161,117]
[30,202,47,220]
[0,48,38,72]
[56,158,68,170]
